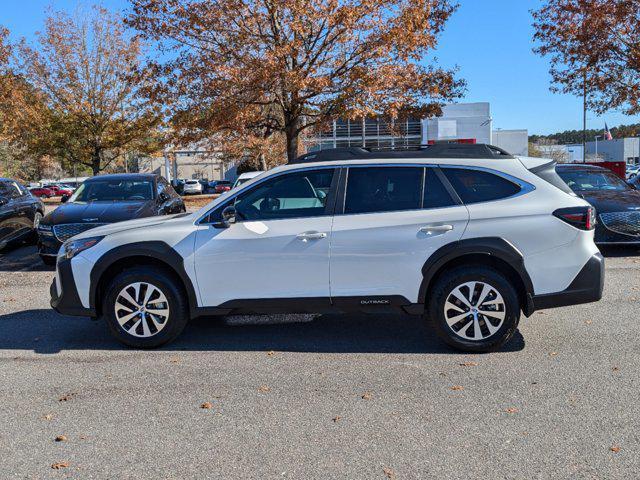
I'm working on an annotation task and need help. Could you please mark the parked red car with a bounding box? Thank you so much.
[44,184,73,197]
[29,187,54,198]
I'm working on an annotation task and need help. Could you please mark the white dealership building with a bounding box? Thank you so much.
[306,102,529,157]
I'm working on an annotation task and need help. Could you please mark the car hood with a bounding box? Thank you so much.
[578,189,640,213]
[73,212,193,239]
[43,200,156,225]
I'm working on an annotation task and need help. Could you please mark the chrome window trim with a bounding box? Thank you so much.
[196,162,535,224]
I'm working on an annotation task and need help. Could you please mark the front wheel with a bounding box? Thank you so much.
[427,266,520,352]
[102,267,189,348]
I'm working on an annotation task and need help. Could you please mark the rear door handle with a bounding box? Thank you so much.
[419,224,453,234]
[296,231,327,241]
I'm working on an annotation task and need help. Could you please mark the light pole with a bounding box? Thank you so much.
[594,135,603,161]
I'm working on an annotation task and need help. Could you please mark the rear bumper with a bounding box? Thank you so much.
[529,253,604,311]
[50,257,96,317]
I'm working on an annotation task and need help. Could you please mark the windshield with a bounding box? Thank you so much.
[70,179,154,202]
[557,170,631,192]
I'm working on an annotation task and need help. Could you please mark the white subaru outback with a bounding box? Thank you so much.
[51,144,604,352]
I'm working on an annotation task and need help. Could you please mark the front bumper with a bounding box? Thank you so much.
[530,253,604,311]
[50,257,96,317]
[38,232,62,256]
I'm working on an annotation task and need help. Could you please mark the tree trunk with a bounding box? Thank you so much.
[91,149,101,176]
[258,152,267,171]
[285,118,301,162]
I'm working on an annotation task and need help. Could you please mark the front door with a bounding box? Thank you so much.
[330,166,469,304]
[193,167,338,308]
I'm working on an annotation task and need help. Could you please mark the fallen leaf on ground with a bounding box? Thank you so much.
[451,385,464,391]
[383,467,396,479]
[42,414,53,421]
[361,392,372,400]
[505,408,519,414]
[612,366,620,372]
[266,351,275,356]
[58,393,76,402]
[169,357,180,363]
[610,446,621,453]
[54,435,67,442]
[549,352,558,357]
[200,402,213,409]
[79,435,87,440]
[537,311,546,315]
[332,416,342,423]
[459,361,478,367]
[258,385,271,393]
[584,320,592,325]
[51,462,69,469]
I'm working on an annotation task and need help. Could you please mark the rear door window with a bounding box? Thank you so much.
[442,168,521,204]
[345,167,423,214]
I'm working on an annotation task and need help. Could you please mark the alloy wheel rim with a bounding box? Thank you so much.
[114,282,170,338]
[444,281,506,341]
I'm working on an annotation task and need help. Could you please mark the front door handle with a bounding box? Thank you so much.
[419,224,453,234]
[296,231,327,241]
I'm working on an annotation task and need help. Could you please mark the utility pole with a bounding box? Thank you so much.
[582,69,587,163]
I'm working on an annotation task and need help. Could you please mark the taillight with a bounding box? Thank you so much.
[553,206,596,230]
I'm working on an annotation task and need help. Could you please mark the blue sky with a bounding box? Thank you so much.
[3,0,639,135]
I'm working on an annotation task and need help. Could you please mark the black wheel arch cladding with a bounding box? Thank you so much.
[90,241,199,317]
[418,237,535,314]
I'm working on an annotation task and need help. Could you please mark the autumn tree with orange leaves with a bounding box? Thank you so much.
[129,0,465,163]
[533,0,640,115]
[2,7,164,176]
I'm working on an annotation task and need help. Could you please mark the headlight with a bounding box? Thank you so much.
[62,236,103,260]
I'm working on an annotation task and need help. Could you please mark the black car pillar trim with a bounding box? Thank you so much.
[88,241,199,317]
[417,237,536,316]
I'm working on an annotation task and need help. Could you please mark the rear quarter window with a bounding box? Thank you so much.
[442,168,521,204]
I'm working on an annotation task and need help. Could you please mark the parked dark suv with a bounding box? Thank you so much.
[0,178,45,251]
[37,173,185,264]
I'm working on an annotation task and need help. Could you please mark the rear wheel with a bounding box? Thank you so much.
[427,266,520,352]
[102,267,189,348]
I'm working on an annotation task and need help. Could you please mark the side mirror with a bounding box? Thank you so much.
[214,205,237,228]
[61,194,70,203]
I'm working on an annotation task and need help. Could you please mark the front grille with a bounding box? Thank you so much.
[599,211,640,237]
[53,223,106,242]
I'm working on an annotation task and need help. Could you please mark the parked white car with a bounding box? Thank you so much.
[182,179,203,195]
[232,171,264,189]
[51,144,603,351]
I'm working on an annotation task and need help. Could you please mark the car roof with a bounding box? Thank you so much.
[84,173,158,182]
[238,171,263,178]
[556,164,610,172]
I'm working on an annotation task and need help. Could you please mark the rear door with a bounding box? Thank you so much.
[329,166,469,304]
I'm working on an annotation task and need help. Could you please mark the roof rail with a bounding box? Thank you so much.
[290,143,514,164]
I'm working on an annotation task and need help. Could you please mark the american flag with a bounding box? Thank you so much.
[604,123,613,141]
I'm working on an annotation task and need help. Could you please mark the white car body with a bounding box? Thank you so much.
[183,180,203,194]
[232,171,264,189]
[51,145,604,350]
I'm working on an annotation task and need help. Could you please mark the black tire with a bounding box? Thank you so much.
[427,265,520,353]
[40,255,57,266]
[102,266,189,348]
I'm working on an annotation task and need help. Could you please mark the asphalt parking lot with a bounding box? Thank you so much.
[1,243,639,479]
